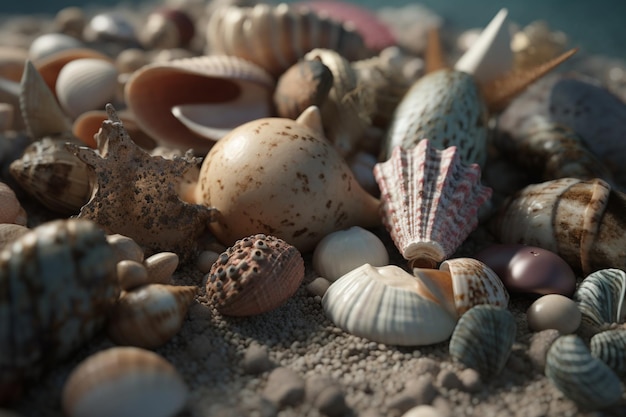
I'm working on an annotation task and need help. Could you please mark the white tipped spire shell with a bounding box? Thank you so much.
[454,8,513,83]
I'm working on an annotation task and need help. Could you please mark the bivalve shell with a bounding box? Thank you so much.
[545,334,623,410]
[205,234,305,316]
[590,329,626,377]
[62,346,188,417]
[449,304,516,378]
[573,268,626,330]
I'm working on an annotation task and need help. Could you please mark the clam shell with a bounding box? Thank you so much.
[573,268,626,330]
[205,3,374,77]
[545,334,623,410]
[322,264,457,346]
[107,284,197,348]
[125,54,274,153]
[383,69,489,166]
[0,219,119,391]
[62,347,188,417]
[373,141,492,268]
[72,109,156,150]
[590,329,626,376]
[55,58,119,119]
[205,234,305,316]
[448,304,516,378]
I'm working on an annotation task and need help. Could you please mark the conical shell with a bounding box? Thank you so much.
[374,141,492,268]
[590,329,626,377]
[205,3,374,77]
[573,268,626,330]
[205,234,304,316]
[448,304,516,378]
[545,334,623,410]
[107,284,197,348]
[492,178,626,274]
[62,347,188,417]
[383,69,489,166]
[322,264,457,346]
[125,54,274,153]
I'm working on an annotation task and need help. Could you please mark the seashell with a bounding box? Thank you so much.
[72,109,156,150]
[590,329,626,377]
[83,12,138,45]
[117,260,149,291]
[303,48,376,157]
[107,233,145,263]
[0,219,119,400]
[491,178,626,274]
[205,234,304,316]
[373,141,492,268]
[0,224,29,250]
[448,304,516,378]
[526,294,581,334]
[125,54,274,153]
[273,58,334,120]
[0,181,26,225]
[54,7,87,39]
[140,7,196,50]
[312,226,388,281]
[493,115,615,185]
[28,33,83,61]
[107,284,197,348]
[454,8,513,84]
[382,69,489,166]
[0,46,28,82]
[115,48,150,75]
[144,252,179,285]
[67,104,218,260]
[549,78,626,186]
[545,334,623,410]
[205,3,374,77]
[322,264,457,346]
[573,268,626,331]
[194,106,381,252]
[9,138,92,214]
[62,346,188,417]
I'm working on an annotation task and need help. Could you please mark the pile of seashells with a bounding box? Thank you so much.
[1,0,626,415]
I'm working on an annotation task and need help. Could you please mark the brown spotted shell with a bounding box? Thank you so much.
[0,219,119,402]
[205,234,305,316]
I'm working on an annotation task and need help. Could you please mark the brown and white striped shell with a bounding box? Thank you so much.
[205,3,374,77]
[205,234,305,316]
[0,219,119,404]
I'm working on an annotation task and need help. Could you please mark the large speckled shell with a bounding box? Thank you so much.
[590,329,626,377]
[125,54,274,153]
[0,219,119,398]
[205,234,304,316]
[382,69,489,166]
[491,178,626,274]
[205,3,374,77]
[9,138,92,214]
[545,334,623,410]
[448,304,516,378]
[62,347,188,417]
[322,264,458,346]
[573,269,626,331]
[374,141,492,268]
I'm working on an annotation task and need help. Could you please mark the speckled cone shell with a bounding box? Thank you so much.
[373,141,492,268]
[206,234,304,316]
[382,69,489,166]
[107,284,197,349]
[545,334,623,410]
[0,219,119,399]
[205,3,373,77]
[195,106,381,252]
[491,178,626,275]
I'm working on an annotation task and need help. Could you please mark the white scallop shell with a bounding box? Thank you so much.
[322,264,457,346]
[55,58,119,119]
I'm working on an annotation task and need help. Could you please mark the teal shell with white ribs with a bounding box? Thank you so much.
[383,69,489,166]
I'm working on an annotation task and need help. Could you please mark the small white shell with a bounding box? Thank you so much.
[312,226,388,281]
[62,346,188,417]
[55,58,119,119]
[28,33,83,61]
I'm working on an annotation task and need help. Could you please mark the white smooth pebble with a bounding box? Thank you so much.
[526,294,581,333]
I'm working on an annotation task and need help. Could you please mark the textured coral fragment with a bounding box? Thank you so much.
[66,104,218,260]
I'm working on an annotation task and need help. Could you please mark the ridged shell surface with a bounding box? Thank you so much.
[573,268,626,329]
[0,219,119,389]
[383,69,489,166]
[545,334,623,410]
[590,329,626,376]
[448,304,516,378]
[205,3,373,77]
[322,264,457,346]
[373,140,492,268]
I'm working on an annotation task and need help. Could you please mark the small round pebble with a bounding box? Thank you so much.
[117,259,149,290]
[405,375,438,405]
[196,250,219,273]
[528,329,561,371]
[262,367,305,407]
[306,277,331,298]
[242,343,273,375]
[458,368,482,393]
[305,376,348,417]
[401,405,445,417]
[435,369,463,391]
[526,294,581,333]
